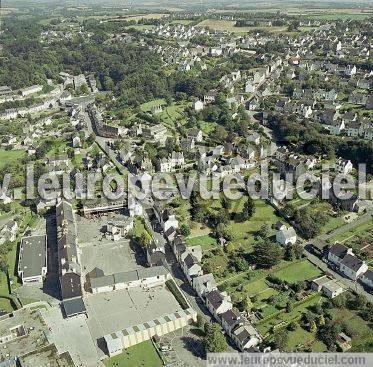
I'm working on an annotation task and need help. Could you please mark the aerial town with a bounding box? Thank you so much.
[0,0,372,366]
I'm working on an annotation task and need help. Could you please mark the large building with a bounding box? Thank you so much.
[56,201,86,317]
[17,235,47,284]
[90,266,171,294]
[56,201,83,300]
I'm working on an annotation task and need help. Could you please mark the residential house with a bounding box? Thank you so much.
[276,225,297,246]
[205,290,233,319]
[192,274,217,299]
[181,253,203,282]
[339,254,368,281]
[360,269,373,290]
[232,324,261,351]
[335,158,353,174]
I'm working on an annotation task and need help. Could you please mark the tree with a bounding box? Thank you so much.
[139,232,151,248]
[257,223,270,239]
[284,245,295,261]
[317,321,341,348]
[273,331,288,350]
[180,223,191,237]
[286,301,293,313]
[241,197,255,221]
[310,320,317,333]
[221,197,232,211]
[213,223,232,241]
[196,314,204,329]
[203,323,228,354]
[252,240,283,268]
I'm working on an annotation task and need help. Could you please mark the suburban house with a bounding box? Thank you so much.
[276,225,297,246]
[205,290,233,319]
[310,275,344,299]
[327,243,352,267]
[192,273,217,299]
[339,254,368,281]
[232,324,262,351]
[360,269,373,290]
[335,158,353,174]
[327,243,368,280]
[220,309,242,337]
[181,253,203,282]
[154,208,179,233]
[17,235,47,284]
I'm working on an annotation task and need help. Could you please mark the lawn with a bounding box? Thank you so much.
[273,260,322,284]
[140,99,166,112]
[104,340,163,367]
[285,326,327,352]
[320,215,345,235]
[186,234,217,250]
[329,220,372,244]
[257,294,323,335]
[228,199,282,249]
[0,149,25,169]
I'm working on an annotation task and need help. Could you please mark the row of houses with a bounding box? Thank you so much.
[169,235,262,351]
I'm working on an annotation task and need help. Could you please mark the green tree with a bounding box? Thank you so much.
[241,197,255,221]
[203,323,228,354]
[252,240,283,268]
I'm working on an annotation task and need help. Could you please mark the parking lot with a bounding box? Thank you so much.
[158,326,205,367]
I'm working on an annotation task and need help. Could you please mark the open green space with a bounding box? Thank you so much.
[329,220,372,244]
[186,234,217,250]
[286,326,327,352]
[0,150,25,169]
[273,260,322,284]
[104,340,163,367]
[331,308,373,352]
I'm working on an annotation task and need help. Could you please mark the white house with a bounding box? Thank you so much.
[192,273,217,299]
[232,324,262,351]
[276,225,297,246]
[194,100,204,112]
[361,269,373,290]
[335,158,353,174]
[205,290,232,319]
[339,254,368,281]
[327,243,352,267]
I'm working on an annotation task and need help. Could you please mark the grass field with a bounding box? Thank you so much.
[140,99,167,112]
[257,293,323,335]
[104,340,163,367]
[273,260,322,284]
[0,150,25,169]
[286,326,327,352]
[186,234,217,250]
[196,19,289,34]
[329,220,372,243]
[228,199,282,249]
